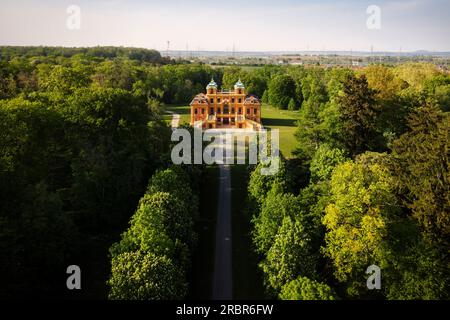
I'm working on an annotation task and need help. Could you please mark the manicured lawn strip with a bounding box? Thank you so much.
[230,164,267,299]
[261,104,300,158]
[164,104,191,125]
[189,165,219,299]
[162,104,300,159]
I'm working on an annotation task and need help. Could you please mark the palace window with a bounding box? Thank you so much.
[194,108,198,114]
[231,108,235,114]
[254,108,257,115]
[210,98,213,103]
[246,108,250,115]
[217,98,221,103]
[238,107,242,114]
[231,98,235,103]
[210,107,214,115]
[201,108,205,114]
[238,98,242,103]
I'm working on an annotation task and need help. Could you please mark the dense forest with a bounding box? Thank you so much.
[0,46,448,299]
[248,64,450,299]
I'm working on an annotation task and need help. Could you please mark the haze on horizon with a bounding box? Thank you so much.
[1,0,449,53]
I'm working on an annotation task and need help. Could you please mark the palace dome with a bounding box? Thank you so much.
[234,79,245,89]
[206,78,218,89]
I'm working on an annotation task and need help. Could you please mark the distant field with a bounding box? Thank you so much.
[210,65,263,72]
[162,105,191,125]
[261,104,300,158]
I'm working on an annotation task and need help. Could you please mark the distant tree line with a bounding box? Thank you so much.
[0,46,166,63]
[0,46,224,105]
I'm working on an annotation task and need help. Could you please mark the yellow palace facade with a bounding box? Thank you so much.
[190,79,262,130]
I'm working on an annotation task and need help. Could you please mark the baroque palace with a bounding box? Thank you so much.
[190,79,262,130]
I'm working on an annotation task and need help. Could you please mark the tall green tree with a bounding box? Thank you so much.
[252,187,300,254]
[323,152,399,297]
[338,74,381,156]
[390,105,450,246]
[260,216,318,293]
[108,251,187,300]
[309,144,348,182]
[268,74,297,109]
[280,276,337,300]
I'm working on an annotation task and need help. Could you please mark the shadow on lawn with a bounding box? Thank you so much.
[262,118,297,127]
[166,105,190,115]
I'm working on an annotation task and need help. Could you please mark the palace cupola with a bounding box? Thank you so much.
[206,78,218,94]
[234,78,245,95]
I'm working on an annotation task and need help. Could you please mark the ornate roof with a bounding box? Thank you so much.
[234,79,245,89]
[244,94,261,104]
[190,93,209,105]
[206,78,218,89]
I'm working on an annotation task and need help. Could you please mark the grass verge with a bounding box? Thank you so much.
[261,104,300,158]
[189,165,219,299]
[230,164,266,299]
[162,104,191,126]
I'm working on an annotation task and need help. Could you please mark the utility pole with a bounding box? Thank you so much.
[370,44,374,64]
[350,48,353,67]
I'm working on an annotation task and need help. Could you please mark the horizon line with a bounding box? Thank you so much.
[1,45,450,56]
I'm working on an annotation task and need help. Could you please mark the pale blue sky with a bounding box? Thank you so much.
[0,0,449,52]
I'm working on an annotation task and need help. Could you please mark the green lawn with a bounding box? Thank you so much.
[162,104,191,125]
[189,165,219,299]
[261,104,300,158]
[230,165,266,299]
[162,103,299,158]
